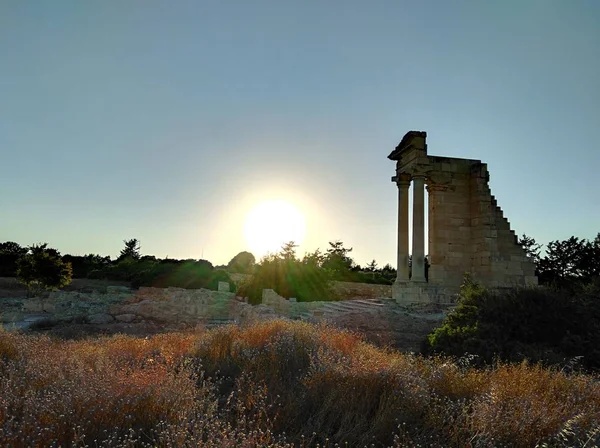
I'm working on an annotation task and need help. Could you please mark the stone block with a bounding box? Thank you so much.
[115,313,137,323]
[450,218,468,226]
[478,257,491,266]
[1,312,24,323]
[22,299,56,313]
[525,276,538,287]
[107,286,130,294]
[88,313,115,324]
[217,281,230,292]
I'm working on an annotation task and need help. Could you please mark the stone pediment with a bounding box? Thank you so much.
[387,131,427,161]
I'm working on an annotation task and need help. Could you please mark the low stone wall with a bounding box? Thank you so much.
[21,289,132,315]
[4,285,452,352]
[111,287,242,323]
[261,289,326,319]
[227,273,394,301]
[260,288,450,351]
[332,281,392,300]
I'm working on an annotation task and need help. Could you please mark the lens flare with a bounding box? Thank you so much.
[243,200,306,257]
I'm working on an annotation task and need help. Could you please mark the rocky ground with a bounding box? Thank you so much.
[0,277,451,351]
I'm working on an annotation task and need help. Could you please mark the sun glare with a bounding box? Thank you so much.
[244,200,306,257]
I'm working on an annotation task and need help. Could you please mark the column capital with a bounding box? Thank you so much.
[426,183,449,193]
[392,173,412,187]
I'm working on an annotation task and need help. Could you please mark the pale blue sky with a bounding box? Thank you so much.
[1,1,599,266]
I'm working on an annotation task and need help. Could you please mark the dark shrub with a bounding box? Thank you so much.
[0,241,28,277]
[16,244,72,295]
[425,276,600,370]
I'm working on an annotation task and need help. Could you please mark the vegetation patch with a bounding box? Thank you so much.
[1,320,599,447]
[425,275,600,371]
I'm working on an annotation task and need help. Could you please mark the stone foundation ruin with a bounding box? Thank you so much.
[389,131,537,303]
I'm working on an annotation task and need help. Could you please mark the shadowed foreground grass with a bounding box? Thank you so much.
[1,320,599,447]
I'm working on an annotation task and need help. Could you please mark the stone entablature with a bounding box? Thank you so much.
[389,131,537,303]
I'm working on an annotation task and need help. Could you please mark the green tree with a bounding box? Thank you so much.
[302,249,325,268]
[279,241,298,261]
[238,243,335,304]
[580,233,600,279]
[227,251,256,273]
[63,253,111,278]
[29,243,61,259]
[381,263,396,275]
[537,236,591,289]
[118,239,141,261]
[518,234,542,266]
[322,241,354,279]
[366,260,378,272]
[0,241,28,277]
[16,244,72,296]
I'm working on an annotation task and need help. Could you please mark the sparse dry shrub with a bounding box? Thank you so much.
[0,328,20,362]
[469,362,600,447]
[1,320,599,447]
[0,331,200,447]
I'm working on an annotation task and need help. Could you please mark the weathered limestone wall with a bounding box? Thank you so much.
[389,131,537,302]
[112,287,241,322]
[260,289,450,351]
[427,157,476,289]
[469,165,537,287]
[261,289,325,319]
[331,281,392,299]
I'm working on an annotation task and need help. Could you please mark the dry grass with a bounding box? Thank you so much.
[1,320,599,447]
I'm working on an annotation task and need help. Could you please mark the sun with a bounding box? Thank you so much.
[244,200,306,257]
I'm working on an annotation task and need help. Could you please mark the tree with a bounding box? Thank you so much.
[16,244,72,296]
[118,239,141,261]
[322,241,355,278]
[279,241,298,261]
[227,251,256,273]
[381,263,396,274]
[237,244,335,304]
[537,236,588,288]
[580,233,600,280]
[518,234,542,266]
[28,242,61,259]
[0,241,28,277]
[366,260,378,272]
[63,253,111,278]
[380,263,397,283]
[302,249,325,268]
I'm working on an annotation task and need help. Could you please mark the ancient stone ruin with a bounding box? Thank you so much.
[389,131,537,303]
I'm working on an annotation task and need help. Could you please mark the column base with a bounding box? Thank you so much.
[394,278,410,285]
[392,283,453,304]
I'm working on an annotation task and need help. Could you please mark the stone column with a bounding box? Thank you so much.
[394,173,411,283]
[425,183,447,283]
[411,175,426,282]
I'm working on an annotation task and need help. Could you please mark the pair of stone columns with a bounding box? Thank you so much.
[394,174,426,283]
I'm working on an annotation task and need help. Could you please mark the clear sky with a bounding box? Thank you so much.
[1,1,599,267]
